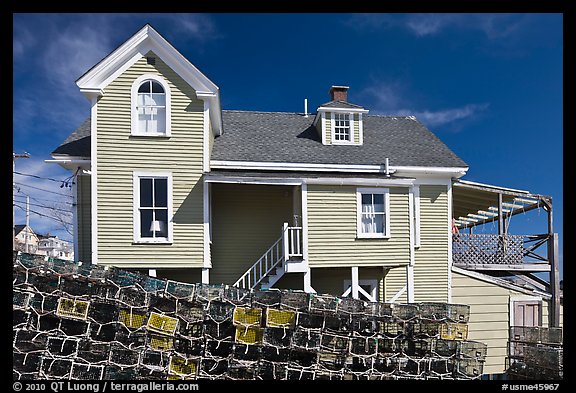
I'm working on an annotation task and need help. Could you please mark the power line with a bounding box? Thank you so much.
[14,182,73,198]
[14,171,74,186]
[14,204,72,224]
[13,200,72,214]
[14,193,73,206]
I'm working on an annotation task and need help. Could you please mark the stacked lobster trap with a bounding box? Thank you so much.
[13,252,487,380]
[507,326,563,380]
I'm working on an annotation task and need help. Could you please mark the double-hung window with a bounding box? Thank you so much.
[357,188,390,238]
[334,113,351,142]
[134,172,172,243]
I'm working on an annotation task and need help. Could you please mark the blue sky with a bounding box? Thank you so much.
[12,13,563,276]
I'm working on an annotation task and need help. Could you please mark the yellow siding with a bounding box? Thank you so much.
[96,51,205,268]
[414,185,449,302]
[210,184,294,285]
[77,175,91,263]
[325,114,331,144]
[384,266,408,303]
[452,271,551,375]
[307,185,410,267]
[353,113,360,144]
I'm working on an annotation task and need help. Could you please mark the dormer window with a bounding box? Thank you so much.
[131,74,171,137]
[334,113,351,142]
[314,85,368,146]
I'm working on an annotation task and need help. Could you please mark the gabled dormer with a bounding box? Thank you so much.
[314,86,369,146]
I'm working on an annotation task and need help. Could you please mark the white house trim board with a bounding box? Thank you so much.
[210,160,468,178]
[203,101,210,173]
[132,171,173,244]
[358,113,364,145]
[130,74,172,137]
[413,185,421,248]
[72,173,79,262]
[203,179,211,269]
[321,112,327,145]
[90,97,98,264]
[204,176,303,186]
[406,265,415,302]
[343,278,378,302]
[317,106,369,114]
[301,182,309,262]
[408,188,415,266]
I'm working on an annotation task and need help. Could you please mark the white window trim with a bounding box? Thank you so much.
[356,187,391,239]
[131,74,172,137]
[358,113,364,145]
[133,171,173,244]
[330,112,355,145]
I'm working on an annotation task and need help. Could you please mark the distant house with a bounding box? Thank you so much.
[14,224,39,254]
[37,236,74,261]
[48,24,561,375]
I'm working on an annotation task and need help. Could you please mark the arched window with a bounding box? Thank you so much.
[131,75,171,136]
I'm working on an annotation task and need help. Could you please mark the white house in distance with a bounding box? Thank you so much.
[48,24,561,375]
[37,235,74,261]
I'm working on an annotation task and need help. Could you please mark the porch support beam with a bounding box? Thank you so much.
[351,266,359,300]
[202,268,209,284]
[546,196,560,327]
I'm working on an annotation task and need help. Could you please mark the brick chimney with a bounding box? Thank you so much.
[329,85,349,102]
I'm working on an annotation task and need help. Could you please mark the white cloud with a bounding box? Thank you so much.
[347,13,531,41]
[397,104,490,127]
[359,82,489,128]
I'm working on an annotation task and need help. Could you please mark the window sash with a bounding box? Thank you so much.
[334,113,351,141]
[137,176,170,241]
[358,190,389,237]
[134,79,167,135]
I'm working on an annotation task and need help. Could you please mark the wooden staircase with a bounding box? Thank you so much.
[233,223,302,290]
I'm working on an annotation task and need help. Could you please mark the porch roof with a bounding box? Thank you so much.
[452,179,551,229]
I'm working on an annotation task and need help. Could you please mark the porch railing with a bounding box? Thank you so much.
[452,233,551,266]
[233,223,303,290]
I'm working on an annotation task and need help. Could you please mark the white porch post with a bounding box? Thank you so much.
[351,266,359,299]
[303,269,313,293]
[202,268,210,284]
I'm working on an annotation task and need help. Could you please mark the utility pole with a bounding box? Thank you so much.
[25,196,30,253]
[13,152,30,250]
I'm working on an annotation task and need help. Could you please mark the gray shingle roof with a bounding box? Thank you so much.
[53,111,468,169]
[51,118,91,157]
[213,111,468,168]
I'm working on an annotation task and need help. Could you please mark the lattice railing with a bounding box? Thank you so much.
[452,234,525,265]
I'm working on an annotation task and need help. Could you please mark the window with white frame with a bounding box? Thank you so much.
[134,172,172,243]
[131,75,171,136]
[334,113,351,141]
[357,188,390,238]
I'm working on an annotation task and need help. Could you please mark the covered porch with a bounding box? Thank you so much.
[451,179,560,327]
[205,175,307,290]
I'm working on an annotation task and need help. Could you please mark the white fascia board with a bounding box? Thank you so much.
[211,160,385,173]
[76,25,220,103]
[317,106,369,114]
[210,160,467,178]
[205,176,303,186]
[45,159,91,171]
[306,177,414,187]
[394,166,468,178]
